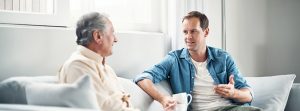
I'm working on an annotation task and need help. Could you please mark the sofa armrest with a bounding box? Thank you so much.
[118,77,153,111]
[118,78,172,111]
[285,83,300,111]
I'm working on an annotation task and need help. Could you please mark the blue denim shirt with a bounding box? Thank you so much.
[134,46,252,106]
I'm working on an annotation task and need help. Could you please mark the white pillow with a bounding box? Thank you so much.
[0,76,57,104]
[26,75,99,110]
[245,74,296,111]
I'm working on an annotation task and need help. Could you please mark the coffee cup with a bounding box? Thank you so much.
[175,104,188,111]
[172,92,192,111]
[172,92,192,105]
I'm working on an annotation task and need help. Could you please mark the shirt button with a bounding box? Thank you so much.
[168,76,170,78]
[192,76,194,79]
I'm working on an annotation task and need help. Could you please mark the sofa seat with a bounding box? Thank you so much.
[0,75,299,111]
[120,75,299,111]
[0,104,97,111]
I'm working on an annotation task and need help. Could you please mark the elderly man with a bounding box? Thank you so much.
[134,11,261,111]
[59,12,138,111]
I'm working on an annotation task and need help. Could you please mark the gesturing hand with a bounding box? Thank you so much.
[214,74,236,98]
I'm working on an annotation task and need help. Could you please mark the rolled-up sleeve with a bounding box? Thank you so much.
[133,73,154,83]
[226,53,253,105]
[134,54,175,84]
[226,53,250,89]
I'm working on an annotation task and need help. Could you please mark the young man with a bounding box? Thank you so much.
[135,11,261,111]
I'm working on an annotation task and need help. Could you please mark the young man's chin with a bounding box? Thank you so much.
[186,46,194,50]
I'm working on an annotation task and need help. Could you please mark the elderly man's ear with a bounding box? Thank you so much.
[93,31,103,44]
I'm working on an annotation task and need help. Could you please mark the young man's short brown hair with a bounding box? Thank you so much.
[182,11,209,30]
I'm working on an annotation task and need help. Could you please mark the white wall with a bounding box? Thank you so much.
[0,25,76,81]
[203,0,222,49]
[170,0,223,50]
[225,0,300,82]
[107,32,166,79]
[0,25,166,81]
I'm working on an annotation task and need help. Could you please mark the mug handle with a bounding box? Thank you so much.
[187,94,192,105]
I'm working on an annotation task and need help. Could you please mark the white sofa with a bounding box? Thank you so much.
[0,74,298,111]
[122,74,299,111]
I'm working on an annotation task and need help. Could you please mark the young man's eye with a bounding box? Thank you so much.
[191,29,199,34]
[183,30,188,34]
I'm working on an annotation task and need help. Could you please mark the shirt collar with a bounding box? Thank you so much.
[180,48,190,60]
[180,46,215,63]
[206,46,215,62]
[77,45,104,64]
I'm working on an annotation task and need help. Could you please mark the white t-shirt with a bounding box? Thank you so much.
[191,58,232,111]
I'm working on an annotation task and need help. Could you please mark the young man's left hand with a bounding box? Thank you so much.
[214,75,236,98]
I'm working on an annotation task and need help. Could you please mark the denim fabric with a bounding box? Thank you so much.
[134,46,252,105]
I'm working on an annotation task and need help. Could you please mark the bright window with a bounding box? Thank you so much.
[0,0,69,27]
[71,0,163,32]
[94,0,162,32]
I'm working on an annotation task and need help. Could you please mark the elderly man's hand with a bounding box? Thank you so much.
[158,96,177,111]
[214,75,236,98]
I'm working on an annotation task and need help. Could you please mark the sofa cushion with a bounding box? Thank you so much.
[26,75,99,110]
[245,74,296,111]
[285,83,300,111]
[0,76,57,104]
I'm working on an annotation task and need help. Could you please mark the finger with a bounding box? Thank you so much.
[169,101,176,105]
[215,88,231,96]
[215,88,225,94]
[215,87,221,92]
[217,88,230,94]
[167,97,176,102]
[215,89,227,97]
[216,84,231,89]
[164,102,176,111]
[165,100,176,107]
[164,106,172,111]
[168,99,176,105]
[215,89,222,95]
[169,102,176,108]
[217,84,227,88]
[229,74,235,85]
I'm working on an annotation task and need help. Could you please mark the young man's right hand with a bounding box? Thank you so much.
[136,79,177,111]
[158,96,177,111]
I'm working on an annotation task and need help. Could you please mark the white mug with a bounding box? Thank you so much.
[175,104,188,111]
[172,92,192,105]
[172,93,192,111]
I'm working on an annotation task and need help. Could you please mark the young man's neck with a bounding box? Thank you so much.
[189,46,207,62]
